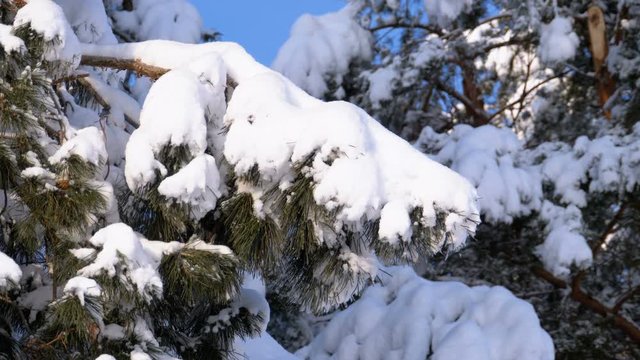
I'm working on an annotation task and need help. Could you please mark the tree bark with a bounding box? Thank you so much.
[80,55,169,80]
[587,5,616,119]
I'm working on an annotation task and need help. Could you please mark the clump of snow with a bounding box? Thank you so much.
[424,0,473,27]
[157,154,222,219]
[78,223,163,302]
[63,276,101,306]
[299,266,554,360]
[272,3,373,98]
[536,201,592,278]
[365,65,397,108]
[14,0,81,65]
[0,24,25,53]
[102,324,126,340]
[49,126,107,167]
[95,355,116,360]
[0,250,22,290]
[417,125,542,223]
[538,17,579,64]
[413,34,445,68]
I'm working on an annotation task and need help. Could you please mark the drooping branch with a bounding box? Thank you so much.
[80,55,169,80]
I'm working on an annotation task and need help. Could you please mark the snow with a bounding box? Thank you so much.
[424,0,473,27]
[78,223,163,302]
[235,332,298,360]
[14,0,81,65]
[95,356,116,360]
[536,201,592,278]
[63,276,101,306]
[272,3,373,98]
[49,126,107,167]
[102,324,126,340]
[54,0,117,45]
[19,285,54,322]
[366,66,396,108]
[0,250,22,290]
[138,0,203,43]
[413,34,445,68]
[0,24,25,53]
[157,154,222,219]
[83,75,142,126]
[538,17,579,64]
[299,266,554,360]
[124,54,227,194]
[417,125,542,223]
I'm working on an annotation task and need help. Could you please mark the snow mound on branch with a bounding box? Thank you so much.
[299,266,553,360]
[49,126,107,167]
[273,3,372,98]
[424,0,473,27]
[78,223,163,302]
[125,54,226,194]
[536,201,592,278]
[538,17,579,64]
[417,125,542,223]
[225,71,479,247]
[0,24,25,53]
[63,276,101,306]
[157,154,222,219]
[0,250,22,290]
[14,0,81,65]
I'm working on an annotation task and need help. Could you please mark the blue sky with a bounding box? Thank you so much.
[191,1,346,66]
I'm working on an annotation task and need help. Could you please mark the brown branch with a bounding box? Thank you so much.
[80,55,169,80]
[52,72,89,85]
[613,286,640,314]
[532,202,638,343]
[533,266,640,343]
[369,22,444,36]
[435,80,490,124]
